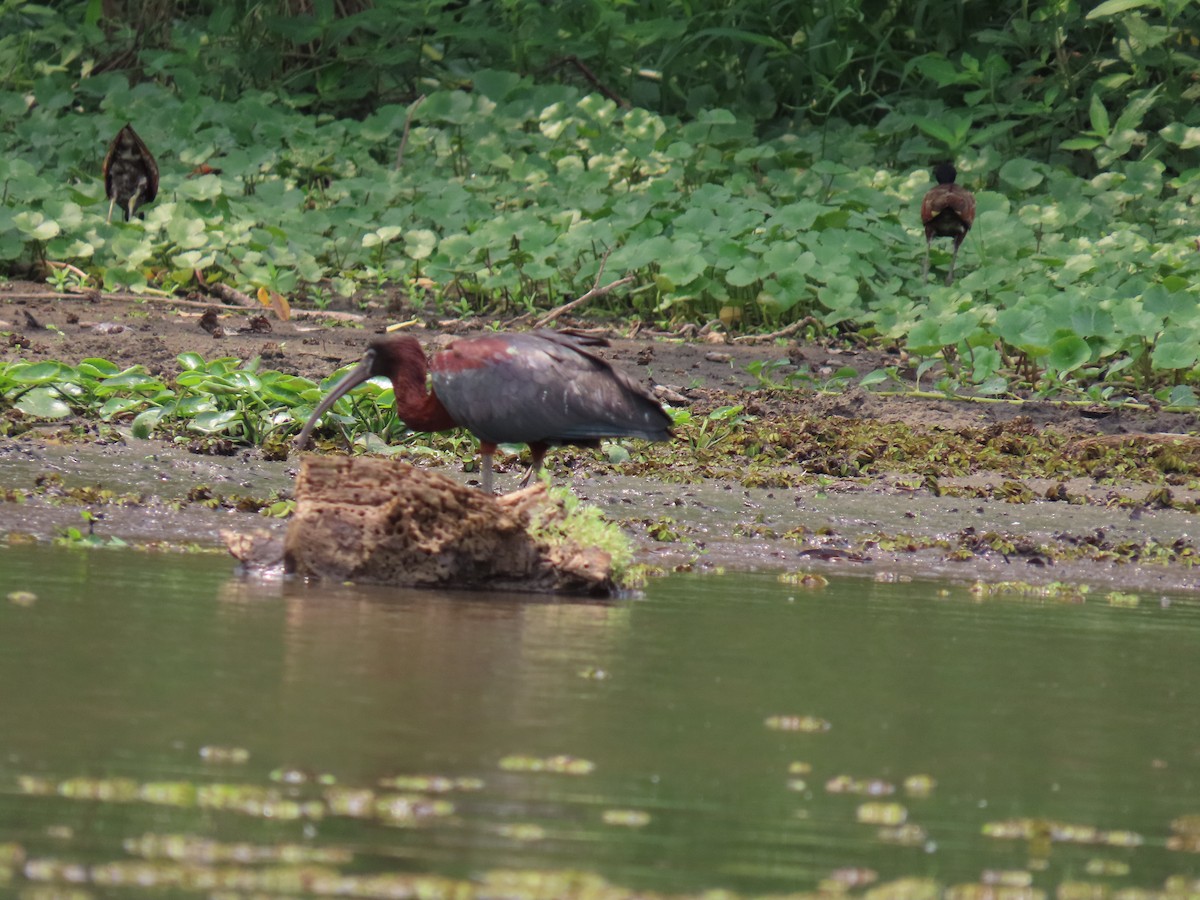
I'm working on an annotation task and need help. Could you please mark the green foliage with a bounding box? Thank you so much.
[0,353,316,445]
[1,2,1200,395]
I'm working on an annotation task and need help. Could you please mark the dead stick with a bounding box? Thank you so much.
[536,274,635,328]
[731,317,820,344]
[547,56,626,107]
[395,94,427,170]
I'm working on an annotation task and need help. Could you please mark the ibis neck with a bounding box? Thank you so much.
[387,339,458,433]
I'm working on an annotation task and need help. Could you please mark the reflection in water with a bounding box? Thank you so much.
[3,543,1200,896]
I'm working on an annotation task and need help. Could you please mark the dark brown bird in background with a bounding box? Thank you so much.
[921,163,975,285]
[102,124,158,223]
[295,331,674,494]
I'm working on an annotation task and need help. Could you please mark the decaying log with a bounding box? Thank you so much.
[282,456,615,595]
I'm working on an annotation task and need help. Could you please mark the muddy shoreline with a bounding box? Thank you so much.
[3,285,1200,597]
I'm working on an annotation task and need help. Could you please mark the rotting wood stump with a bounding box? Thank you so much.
[282,456,615,596]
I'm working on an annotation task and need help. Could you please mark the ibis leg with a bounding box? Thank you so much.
[106,197,116,225]
[480,451,494,495]
[946,244,959,286]
[922,242,931,285]
[518,443,548,488]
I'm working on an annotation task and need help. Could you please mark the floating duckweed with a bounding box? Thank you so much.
[268,767,308,783]
[856,802,907,825]
[1165,876,1200,892]
[577,666,608,680]
[59,776,140,801]
[786,778,808,792]
[878,823,927,846]
[863,877,941,900]
[324,788,374,818]
[7,590,36,605]
[969,581,1090,602]
[981,870,1033,887]
[788,761,813,775]
[139,781,198,806]
[1167,834,1200,852]
[764,715,831,732]
[322,787,453,825]
[17,776,53,795]
[495,823,547,841]
[1171,814,1200,835]
[946,883,1045,900]
[0,842,25,880]
[982,818,1141,847]
[378,775,484,793]
[1084,858,1129,876]
[823,867,878,888]
[1056,882,1111,900]
[123,833,353,865]
[1105,591,1140,607]
[777,571,828,588]
[376,794,454,826]
[903,774,937,797]
[873,572,912,583]
[498,755,595,774]
[826,775,895,796]
[1102,829,1142,847]
[199,746,250,765]
[601,809,651,827]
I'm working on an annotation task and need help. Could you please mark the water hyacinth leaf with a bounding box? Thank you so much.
[10,362,76,385]
[15,387,72,418]
[79,358,121,377]
[99,397,144,418]
[191,410,243,434]
[1151,339,1200,371]
[97,372,168,394]
[1047,335,1092,373]
[999,158,1044,191]
[131,408,164,439]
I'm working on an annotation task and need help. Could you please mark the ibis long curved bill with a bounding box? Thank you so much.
[294,350,382,450]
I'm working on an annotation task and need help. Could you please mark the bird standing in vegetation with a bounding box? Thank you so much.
[921,163,975,286]
[103,124,158,223]
[295,331,673,494]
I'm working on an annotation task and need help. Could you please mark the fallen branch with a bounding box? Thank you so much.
[534,250,634,328]
[546,56,627,107]
[731,317,821,344]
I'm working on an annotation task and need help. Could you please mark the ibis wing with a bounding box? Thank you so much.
[431,333,671,446]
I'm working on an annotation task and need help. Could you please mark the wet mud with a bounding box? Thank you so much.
[3,284,1200,595]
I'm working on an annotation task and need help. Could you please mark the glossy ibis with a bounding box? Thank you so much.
[295,331,673,494]
[102,124,158,223]
[921,163,975,285]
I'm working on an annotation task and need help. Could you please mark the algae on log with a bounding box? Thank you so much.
[283,457,616,595]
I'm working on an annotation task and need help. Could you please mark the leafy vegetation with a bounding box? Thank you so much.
[0,0,1199,399]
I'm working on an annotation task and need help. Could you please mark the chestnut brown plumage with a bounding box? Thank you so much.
[295,331,673,494]
[921,163,975,285]
[102,124,158,224]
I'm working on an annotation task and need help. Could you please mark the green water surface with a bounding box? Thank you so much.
[2,544,1200,897]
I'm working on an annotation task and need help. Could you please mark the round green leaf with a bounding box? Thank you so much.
[15,387,72,419]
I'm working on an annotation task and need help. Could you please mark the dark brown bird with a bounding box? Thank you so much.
[921,163,975,285]
[102,124,158,224]
[295,331,674,494]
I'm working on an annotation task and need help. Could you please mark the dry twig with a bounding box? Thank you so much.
[534,250,634,328]
[395,95,427,170]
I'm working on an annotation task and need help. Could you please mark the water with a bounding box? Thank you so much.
[2,544,1200,897]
